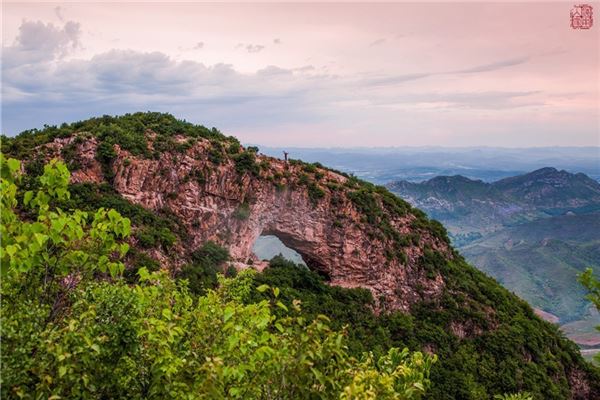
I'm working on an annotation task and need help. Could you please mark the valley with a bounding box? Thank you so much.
[386,168,600,359]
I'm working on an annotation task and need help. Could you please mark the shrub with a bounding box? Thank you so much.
[233,202,251,220]
[228,142,241,154]
[60,142,81,171]
[135,226,177,249]
[208,148,224,164]
[307,182,326,204]
[95,140,117,181]
[233,151,260,176]
[191,241,230,266]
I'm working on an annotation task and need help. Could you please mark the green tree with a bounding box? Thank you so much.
[580,267,600,364]
[1,155,436,399]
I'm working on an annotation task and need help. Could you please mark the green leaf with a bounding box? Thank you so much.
[23,191,33,205]
[33,233,48,246]
[223,306,234,322]
[257,284,269,293]
[276,301,288,312]
[138,267,150,281]
[4,244,18,258]
[7,158,20,175]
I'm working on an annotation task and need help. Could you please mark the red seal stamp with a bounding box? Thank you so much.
[571,4,594,29]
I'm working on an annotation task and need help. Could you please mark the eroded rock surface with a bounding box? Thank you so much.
[46,135,450,311]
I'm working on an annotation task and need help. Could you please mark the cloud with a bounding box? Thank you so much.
[363,56,532,87]
[2,20,81,68]
[273,38,281,45]
[369,91,543,110]
[0,25,544,139]
[257,65,293,77]
[1,33,333,135]
[369,38,386,47]
[454,57,530,74]
[246,44,264,53]
[293,65,315,72]
[0,19,572,146]
[54,6,65,22]
[236,43,265,53]
[365,72,434,86]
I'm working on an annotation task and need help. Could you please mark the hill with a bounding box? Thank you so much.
[387,170,600,346]
[387,169,600,237]
[2,112,599,399]
[461,214,600,323]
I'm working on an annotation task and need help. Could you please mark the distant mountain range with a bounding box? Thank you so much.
[388,167,600,238]
[258,146,600,184]
[387,167,600,349]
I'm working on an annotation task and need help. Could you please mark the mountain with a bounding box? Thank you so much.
[387,169,600,347]
[388,168,600,236]
[493,167,600,211]
[461,214,600,323]
[2,112,599,398]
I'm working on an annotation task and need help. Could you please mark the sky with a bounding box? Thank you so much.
[1,1,599,147]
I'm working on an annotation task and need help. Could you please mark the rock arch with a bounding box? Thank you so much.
[64,137,448,311]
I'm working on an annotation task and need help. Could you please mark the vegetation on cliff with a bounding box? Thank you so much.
[1,156,436,399]
[1,112,447,266]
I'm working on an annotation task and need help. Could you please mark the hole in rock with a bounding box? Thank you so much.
[252,235,307,267]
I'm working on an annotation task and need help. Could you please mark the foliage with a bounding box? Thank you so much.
[307,182,326,204]
[1,112,228,160]
[60,140,82,171]
[178,241,230,295]
[341,348,436,400]
[1,158,435,399]
[250,259,600,400]
[232,150,260,176]
[135,226,177,249]
[0,155,130,280]
[580,267,600,363]
[2,268,435,399]
[59,182,184,250]
[232,202,251,220]
[228,142,241,154]
[494,393,533,400]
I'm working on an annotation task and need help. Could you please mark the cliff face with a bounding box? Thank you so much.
[46,133,448,312]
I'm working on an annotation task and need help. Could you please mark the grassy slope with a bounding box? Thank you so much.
[461,214,600,324]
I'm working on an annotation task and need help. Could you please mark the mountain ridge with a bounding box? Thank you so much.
[387,168,600,234]
[387,167,600,344]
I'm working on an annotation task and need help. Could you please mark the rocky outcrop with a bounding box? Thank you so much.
[45,134,449,312]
